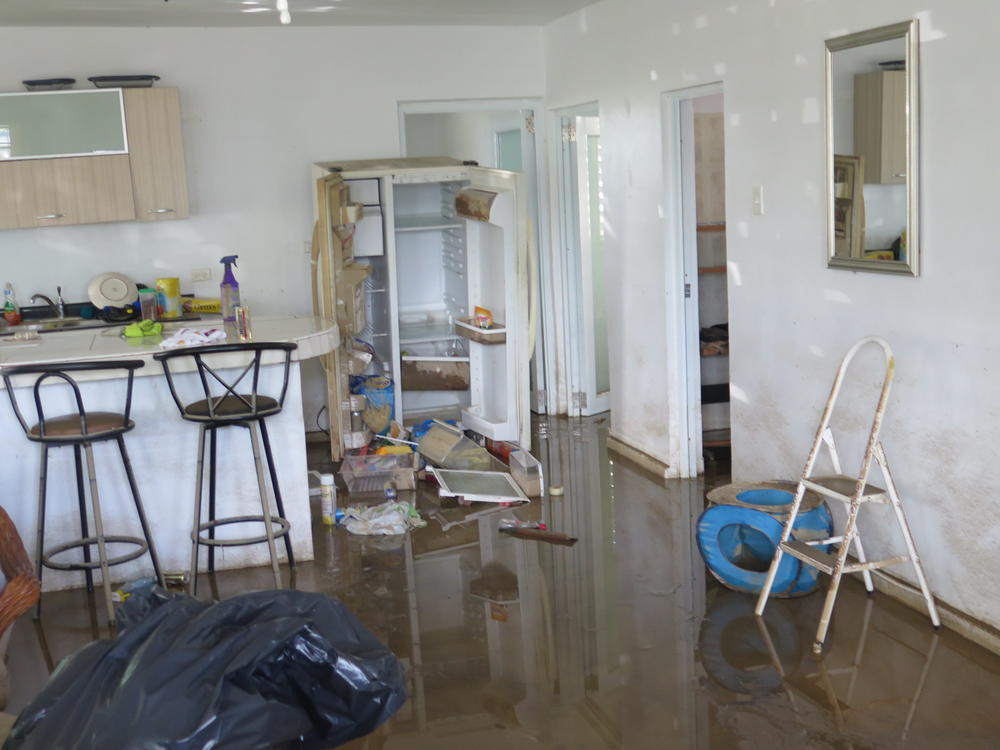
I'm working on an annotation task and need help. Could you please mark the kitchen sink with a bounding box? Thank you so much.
[0,317,120,336]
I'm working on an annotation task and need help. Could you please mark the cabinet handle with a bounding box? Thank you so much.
[893,173,907,178]
[35,213,64,220]
[147,208,176,214]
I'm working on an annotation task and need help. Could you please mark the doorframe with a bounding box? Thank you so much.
[661,83,724,478]
[547,102,603,418]
[398,98,555,414]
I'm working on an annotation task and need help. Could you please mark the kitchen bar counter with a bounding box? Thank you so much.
[1,315,338,591]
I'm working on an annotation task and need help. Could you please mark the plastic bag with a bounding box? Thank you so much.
[5,582,407,749]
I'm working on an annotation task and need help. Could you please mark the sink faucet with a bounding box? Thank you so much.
[30,286,65,318]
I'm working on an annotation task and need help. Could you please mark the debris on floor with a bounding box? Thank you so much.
[340,500,427,536]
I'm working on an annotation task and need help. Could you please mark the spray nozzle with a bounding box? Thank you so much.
[220,255,238,267]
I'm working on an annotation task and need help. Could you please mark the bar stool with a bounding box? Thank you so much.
[2,360,164,627]
[153,343,297,595]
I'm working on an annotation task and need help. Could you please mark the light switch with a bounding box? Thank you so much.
[752,185,765,215]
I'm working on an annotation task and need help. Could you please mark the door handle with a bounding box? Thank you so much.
[146,208,176,214]
[35,213,64,220]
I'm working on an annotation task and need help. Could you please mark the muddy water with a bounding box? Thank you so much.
[7,417,1000,748]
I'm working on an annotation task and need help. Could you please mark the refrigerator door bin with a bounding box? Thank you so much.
[455,317,506,345]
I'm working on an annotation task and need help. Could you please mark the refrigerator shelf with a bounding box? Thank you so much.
[395,214,463,233]
[398,320,462,344]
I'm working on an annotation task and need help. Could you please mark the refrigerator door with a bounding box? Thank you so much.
[457,167,531,450]
[313,170,358,460]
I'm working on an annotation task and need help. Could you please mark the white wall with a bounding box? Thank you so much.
[0,25,544,425]
[545,1,1000,632]
[404,109,524,167]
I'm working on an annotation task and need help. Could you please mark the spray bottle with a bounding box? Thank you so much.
[220,255,240,321]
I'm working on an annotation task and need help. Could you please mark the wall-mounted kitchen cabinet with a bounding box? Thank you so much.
[123,88,189,221]
[0,87,189,230]
[854,70,906,185]
[0,154,134,230]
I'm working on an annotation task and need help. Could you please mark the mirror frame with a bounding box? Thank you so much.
[826,20,919,276]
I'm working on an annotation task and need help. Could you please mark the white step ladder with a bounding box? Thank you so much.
[755,337,940,652]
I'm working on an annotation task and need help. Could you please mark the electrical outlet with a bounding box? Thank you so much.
[191,268,212,282]
[752,185,765,215]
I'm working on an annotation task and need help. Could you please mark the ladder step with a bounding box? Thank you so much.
[781,541,836,574]
[803,475,890,504]
[781,541,910,575]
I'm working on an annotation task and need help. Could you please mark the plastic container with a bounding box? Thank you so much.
[319,473,336,525]
[138,288,158,321]
[340,454,416,493]
[357,375,394,434]
[155,277,181,319]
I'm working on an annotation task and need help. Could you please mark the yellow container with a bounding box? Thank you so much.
[183,297,222,314]
[155,277,181,319]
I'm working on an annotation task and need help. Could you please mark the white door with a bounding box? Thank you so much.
[457,167,532,449]
[558,112,610,417]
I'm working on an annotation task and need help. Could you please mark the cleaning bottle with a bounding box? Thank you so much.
[3,282,21,325]
[219,255,240,322]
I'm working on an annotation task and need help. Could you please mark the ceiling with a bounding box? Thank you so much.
[0,0,603,27]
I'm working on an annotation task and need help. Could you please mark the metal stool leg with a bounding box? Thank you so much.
[190,425,207,597]
[83,442,116,627]
[116,436,164,588]
[249,421,281,589]
[207,426,218,574]
[34,444,48,619]
[259,420,294,568]
[73,445,94,593]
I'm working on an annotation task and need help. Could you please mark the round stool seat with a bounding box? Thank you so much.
[182,395,280,422]
[27,412,133,442]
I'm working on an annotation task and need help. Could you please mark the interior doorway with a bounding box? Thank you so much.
[665,85,729,479]
[554,104,609,417]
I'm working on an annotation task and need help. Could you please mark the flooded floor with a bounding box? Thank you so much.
[7,416,1000,748]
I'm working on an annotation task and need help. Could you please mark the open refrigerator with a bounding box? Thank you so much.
[311,157,532,460]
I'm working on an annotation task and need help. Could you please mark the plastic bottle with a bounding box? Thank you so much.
[219,255,241,322]
[320,473,337,526]
[3,283,21,325]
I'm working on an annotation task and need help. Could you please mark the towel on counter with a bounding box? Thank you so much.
[158,327,227,350]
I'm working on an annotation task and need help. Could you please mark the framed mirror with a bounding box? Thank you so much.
[826,20,918,275]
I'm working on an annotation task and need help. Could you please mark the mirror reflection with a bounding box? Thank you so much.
[0,90,126,161]
[827,21,918,275]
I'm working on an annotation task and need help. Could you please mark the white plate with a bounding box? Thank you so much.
[87,272,138,309]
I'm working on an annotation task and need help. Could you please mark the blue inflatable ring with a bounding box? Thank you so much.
[696,505,800,595]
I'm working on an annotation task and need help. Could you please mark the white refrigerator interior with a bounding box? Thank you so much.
[312,158,531,456]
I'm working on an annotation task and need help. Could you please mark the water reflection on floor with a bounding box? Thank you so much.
[9,416,1000,748]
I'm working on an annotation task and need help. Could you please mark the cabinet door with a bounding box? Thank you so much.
[0,155,134,229]
[124,88,190,220]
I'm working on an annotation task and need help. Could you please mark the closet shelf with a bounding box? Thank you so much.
[698,265,727,275]
[703,428,731,448]
[395,214,462,233]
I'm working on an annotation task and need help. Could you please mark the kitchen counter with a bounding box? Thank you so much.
[1,315,338,591]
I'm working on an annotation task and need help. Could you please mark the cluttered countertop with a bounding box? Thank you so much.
[0,314,338,380]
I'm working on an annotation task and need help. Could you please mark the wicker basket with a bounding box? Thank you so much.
[0,506,40,639]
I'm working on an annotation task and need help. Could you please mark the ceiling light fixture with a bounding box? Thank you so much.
[276,0,291,24]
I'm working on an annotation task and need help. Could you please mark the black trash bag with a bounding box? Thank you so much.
[5,582,407,749]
